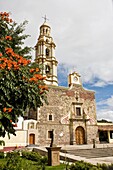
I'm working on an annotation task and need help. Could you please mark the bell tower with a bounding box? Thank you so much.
[35,17,58,86]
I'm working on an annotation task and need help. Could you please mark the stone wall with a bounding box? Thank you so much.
[31,84,99,146]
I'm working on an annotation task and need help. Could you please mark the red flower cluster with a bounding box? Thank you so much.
[39,85,48,90]
[29,74,46,82]
[0,48,31,70]
[29,68,40,73]
[3,107,12,112]
[0,12,13,23]
[5,36,12,40]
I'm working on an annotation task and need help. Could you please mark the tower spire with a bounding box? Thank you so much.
[35,20,58,86]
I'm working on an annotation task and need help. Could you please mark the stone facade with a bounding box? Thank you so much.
[34,84,99,146]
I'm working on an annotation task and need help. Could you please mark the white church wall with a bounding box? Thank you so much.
[0,130,28,147]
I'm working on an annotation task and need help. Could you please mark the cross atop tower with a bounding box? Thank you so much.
[42,15,49,23]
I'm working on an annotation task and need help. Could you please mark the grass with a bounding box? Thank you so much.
[46,164,66,170]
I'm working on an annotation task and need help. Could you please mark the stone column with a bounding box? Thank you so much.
[46,147,61,166]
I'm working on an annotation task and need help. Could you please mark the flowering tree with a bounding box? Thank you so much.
[0,12,48,138]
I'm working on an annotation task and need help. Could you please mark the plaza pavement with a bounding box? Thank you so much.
[30,143,113,165]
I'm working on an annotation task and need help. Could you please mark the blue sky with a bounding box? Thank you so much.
[58,63,113,121]
[1,0,113,121]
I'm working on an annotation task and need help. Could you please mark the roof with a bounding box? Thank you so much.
[98,124,113,131]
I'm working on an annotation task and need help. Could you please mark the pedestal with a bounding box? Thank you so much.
[46,147,61,166]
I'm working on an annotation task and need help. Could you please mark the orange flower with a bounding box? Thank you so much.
[29,77,37,82]
[34,74,43,80]
[0,53,2,57]
[8,108,12,112]
[39,85,48,90]
[5,47,13,55]
[10,19,13,23]
[7,63,12,70]
[5,17,9,22]
[0,64,5,69]
[10,120,12,123]
[35,68,39,72]
[3,107,12,112]
[5,36,12,41]
[29,68,35,73]
[42,76,46,80]
[3,107,7,112]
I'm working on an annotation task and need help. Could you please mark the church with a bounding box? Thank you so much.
[1,19,113,149]
[27,20,99,146]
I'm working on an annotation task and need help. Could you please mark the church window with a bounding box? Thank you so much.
[48,130,53,139]
[28,122,34,129]
[76,107,81,116]
[46,48,49,56]
[45,65,50,74]
[49,114,52,121]
[72,102,82,117]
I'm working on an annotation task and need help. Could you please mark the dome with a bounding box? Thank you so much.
[40,21,50,29]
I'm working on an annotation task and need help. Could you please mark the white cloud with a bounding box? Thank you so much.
[97,95,113,109]
[1,0,113,86]
[97,109,113,122]
[93,81,107,87]
[97,96,113,121]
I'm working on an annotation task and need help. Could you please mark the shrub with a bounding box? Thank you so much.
[69,161,102,170]
[22,151,41,162]
[97,163,113,170]
[0,152,4,158]
[4,151,22,170]
[38,156,48,170]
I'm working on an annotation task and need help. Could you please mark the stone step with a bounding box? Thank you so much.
[61,148,113,158]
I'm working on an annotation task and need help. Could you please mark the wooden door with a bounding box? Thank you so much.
[75,126,85,145]
[29,134,35,145]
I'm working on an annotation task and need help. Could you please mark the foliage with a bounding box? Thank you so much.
[3,151,22,170]
[0,151,4,158]
[3,151,113,170]
[97,163,113,170]
[0,12,48,138]
[22,150,42,162]
[97,119,112,123]
[0,151,37,170]
[38,156,48,170]
[0,140,5,146]
[0,151,48,170]
[69,161,113,170]
[69,161,102,170]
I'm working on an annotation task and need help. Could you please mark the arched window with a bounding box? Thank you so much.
[46,48,49,56]
[45,65,50,74]
[43,28,44,34]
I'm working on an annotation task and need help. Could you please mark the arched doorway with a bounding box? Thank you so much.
[29,134,35,145]
[75,126,85,145]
